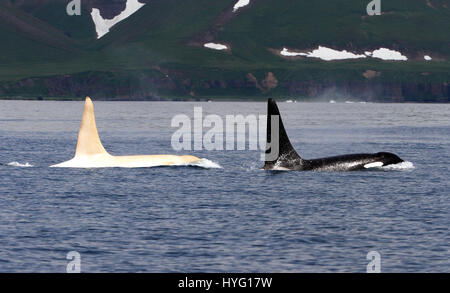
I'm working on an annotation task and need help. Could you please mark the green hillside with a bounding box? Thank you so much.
[0,0,449,101]
[219,0,450,59]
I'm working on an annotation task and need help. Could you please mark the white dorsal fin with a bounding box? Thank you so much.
[75,97,108,157]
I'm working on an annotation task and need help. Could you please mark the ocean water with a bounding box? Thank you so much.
[0,100,448,272]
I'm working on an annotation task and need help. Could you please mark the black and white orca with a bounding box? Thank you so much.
[263,99,404,171]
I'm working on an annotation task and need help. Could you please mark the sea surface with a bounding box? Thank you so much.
[0,100,448,272]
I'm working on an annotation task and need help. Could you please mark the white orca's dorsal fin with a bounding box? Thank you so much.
[75,97,108,157]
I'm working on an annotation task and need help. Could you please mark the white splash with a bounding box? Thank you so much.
[424,55,432,61]
[281,46,366,61]
[184,158,222,169]
[233,0,250,12]
[382,161,415,171]
[371,48,408,61]
[91,0,145,39]
[204,43,228,51]
[7,162,34,167]
[270,166,290,171]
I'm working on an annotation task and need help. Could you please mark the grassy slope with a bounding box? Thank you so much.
[215,0,450,79]
[219,0,450,57]
[0,0,239,81]
[0,0,449,99]
[31,1,97,42]
[0,0,97,80]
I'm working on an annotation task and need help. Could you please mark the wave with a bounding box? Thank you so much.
[186,158,222,169]
[6,161,34,167]
[382,161,415,171]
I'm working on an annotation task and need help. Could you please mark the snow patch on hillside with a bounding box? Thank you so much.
[91,0,145,39]
[281,47,409,61]
[306,46,366,61]
[280,48,305,57]
[371,48,408,61]
[281,46,366,61]
[204,43,228,50]
[233,0,250,12]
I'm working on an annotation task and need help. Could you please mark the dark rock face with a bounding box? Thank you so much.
[189,0,254,46]
[1,71,448,102]
[285,80,449,102]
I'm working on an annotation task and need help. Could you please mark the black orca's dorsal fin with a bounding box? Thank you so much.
[264,99,302,169]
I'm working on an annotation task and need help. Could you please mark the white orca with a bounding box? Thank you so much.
[51,97,201,168]
[263,99,405,171]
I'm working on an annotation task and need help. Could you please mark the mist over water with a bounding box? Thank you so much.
[0,100,449,272]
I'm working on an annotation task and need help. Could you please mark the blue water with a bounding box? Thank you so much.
[0,100,449,272]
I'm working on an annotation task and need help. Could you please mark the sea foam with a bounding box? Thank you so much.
[186,158,222,169]
[382,161,415,171]
[7,161,34,167]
